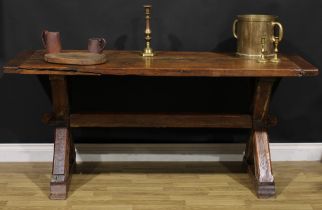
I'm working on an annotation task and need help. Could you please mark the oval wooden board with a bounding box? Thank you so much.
[44,52,107,65]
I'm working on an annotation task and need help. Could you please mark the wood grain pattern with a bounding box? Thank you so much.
[3,50,319,77]
[252,78,275,123]
[287,55,318,76]
[247,78,276,198]
[50,127,72,200]
[44,52,107,65]
[70,113,253,128]
[2,51,34,72]
[0,162,322,209]
[253,130,275,198]
[49,75,75,200]
[49,76,69,121]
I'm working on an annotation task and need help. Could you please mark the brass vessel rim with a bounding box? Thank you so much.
[236,52,275,58]
[237,14,278,21]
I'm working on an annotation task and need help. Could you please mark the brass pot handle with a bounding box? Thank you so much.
[272,21,283,41]
[232,19,238,39]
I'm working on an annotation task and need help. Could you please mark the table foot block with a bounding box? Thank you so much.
[256,182,276,198]
[50,182,68,200]
[49,174,71,200]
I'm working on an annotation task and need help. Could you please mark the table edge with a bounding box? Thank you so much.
[3,50,319,77]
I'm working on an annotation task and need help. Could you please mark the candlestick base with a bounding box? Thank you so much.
[257,58,268,63]
[270,57,280,63]
[142,48,154,57]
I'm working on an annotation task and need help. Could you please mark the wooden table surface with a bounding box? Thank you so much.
[3,50,318,77]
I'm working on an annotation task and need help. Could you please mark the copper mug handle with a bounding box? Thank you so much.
[41,30,48,48]
[98,38,107,52]
[232,19,238,39]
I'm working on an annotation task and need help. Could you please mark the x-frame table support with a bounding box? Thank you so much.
[48,76,277,199]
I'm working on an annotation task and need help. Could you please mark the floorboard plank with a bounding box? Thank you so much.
[0,161,321,209]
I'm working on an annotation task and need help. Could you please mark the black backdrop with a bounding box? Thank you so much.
[0,0,321,143]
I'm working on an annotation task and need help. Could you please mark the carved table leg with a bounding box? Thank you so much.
[246,78,276,198]
[50,127,75,199]
[244,132,254,166]
[253,129,275,198]
[49,76,75,200]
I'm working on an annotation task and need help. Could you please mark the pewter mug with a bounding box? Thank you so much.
[42,30,62,54]
[232,14,283,58]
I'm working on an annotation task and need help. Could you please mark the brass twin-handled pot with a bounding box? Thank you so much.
[233,14,283,58]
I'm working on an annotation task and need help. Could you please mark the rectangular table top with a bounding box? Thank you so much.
[3,50,318,77]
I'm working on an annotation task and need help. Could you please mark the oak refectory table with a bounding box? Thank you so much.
[3,50,319,199]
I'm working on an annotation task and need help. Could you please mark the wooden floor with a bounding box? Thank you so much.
[0,161,321,210]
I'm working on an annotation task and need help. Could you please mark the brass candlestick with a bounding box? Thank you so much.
[257,37,268,63]
[142,5,154,57]
[271,36,280,63]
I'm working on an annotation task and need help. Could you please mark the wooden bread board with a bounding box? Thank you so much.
[44,52,107,65]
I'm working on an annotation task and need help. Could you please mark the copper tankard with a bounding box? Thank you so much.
[233,14,283,58]
[88,38,107,54]
[42,30,62,54]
